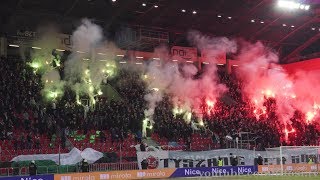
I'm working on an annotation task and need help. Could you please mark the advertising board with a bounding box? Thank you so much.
[0,174,54,180]
[54,168,176,180]
[258,164,319,173]
[170,166,257,177]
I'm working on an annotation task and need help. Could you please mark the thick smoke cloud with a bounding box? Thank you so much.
[29,19,320,140]
[64,19,118,105]
[29,29,65,102]
[235,41,320,127]
[143,31,237,129]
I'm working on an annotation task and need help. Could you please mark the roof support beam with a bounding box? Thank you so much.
[272,17,319,48]
[250,15,282,40]
[283,32,320,63]
[63,0,80,17]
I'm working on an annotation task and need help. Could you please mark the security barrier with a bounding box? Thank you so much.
[89,162,138,172]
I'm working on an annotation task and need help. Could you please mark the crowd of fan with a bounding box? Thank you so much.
[154,68,320,150]
[0,56,147,152]
[0,55,319,155]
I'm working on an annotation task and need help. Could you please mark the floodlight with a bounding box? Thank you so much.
[277,0,310,11]
[305,5,310,10]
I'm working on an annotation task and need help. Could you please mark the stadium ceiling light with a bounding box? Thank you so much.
[153,57,160,60]
[181,9,186,13]
[112,0,116,2]
[142,3,146,6]
[232,64,238,67]
[305,5,310,10]
[32,46,41,50]
[217,15,222,18]
[186,61,193,63]
[9,44,19,47]
[56,49,65,52]
[154,5,158,8]
[98,52,106,55]
[217,63,224,66]
[311,27,316,30]
[83,58,90,61]
[202,62,209,64]
[135,62,143,65]
[136,56,144,59]
[77,50,85,53]
[260,21,264,24]
[291,25,295,28]
[192,10,197,14]
[277,0,310,11]
[251,19,255,23]
[172,60,178,62]
[116,54,124,57]
[282,23,287,27]
[119,61,127,64]
[299,4,305,10]
[228,16,232,19]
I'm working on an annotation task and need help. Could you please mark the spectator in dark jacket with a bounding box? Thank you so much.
[81,159,89,172]
[29,160,37,175]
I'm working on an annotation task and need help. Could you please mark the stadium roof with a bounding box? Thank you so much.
[1,0,320,63]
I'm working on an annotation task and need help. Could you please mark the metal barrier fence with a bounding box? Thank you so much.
[0,162,138,176]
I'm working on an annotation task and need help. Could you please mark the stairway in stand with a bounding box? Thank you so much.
[144,137,159,147]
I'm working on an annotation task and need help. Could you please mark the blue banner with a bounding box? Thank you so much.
[170,166,257,177]
[0,174,54,180]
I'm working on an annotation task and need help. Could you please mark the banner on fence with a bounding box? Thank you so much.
[0,174,54,180]
[137,149,263,169]
[258,164,319,173]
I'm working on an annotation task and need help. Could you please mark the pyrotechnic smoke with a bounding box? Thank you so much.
[64,19,118,105]
[42,69,65,101]
[29,30,65,101]
[235,41,320,127]
[142,31,236,129]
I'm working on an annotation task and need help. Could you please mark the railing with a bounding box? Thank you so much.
[89,162,138,172]
[0,162,138,176]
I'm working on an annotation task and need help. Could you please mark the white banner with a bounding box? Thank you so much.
[11,148,103,165]
[136,149,283,169]
[171,46,197,62]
